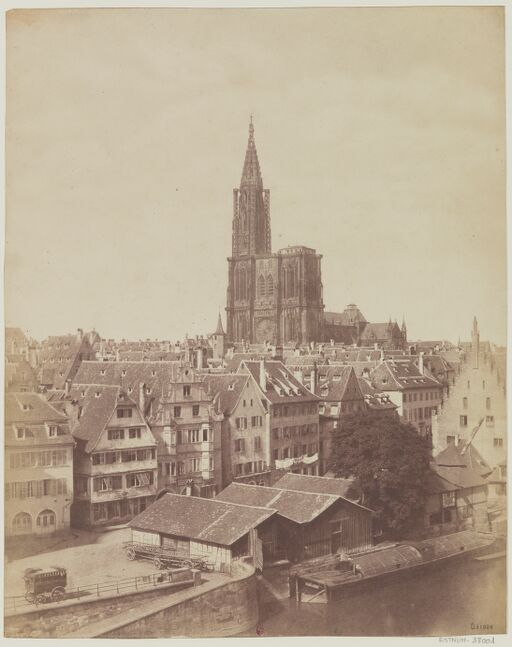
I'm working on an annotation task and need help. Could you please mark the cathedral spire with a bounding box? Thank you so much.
[241,116,263,187]
[214,311,225,336]
[232,117,271,258]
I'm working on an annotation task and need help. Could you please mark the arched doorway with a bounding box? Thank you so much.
[12,512,32,535]
[36,509,56,535]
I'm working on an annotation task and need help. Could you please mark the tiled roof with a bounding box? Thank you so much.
[357,379,398,410]
[225,352,272,373]
[273,473,355,499]
[5,393,73,446]
[5,392,68,424]
[433,443,491,489]
[69,385,152,453]
[216,482,342,524]
[316,365,356,402]
[370,361,441,391]
[129,493,275,546]
[324,306,367,326]
[202,374,249,414]
[74,361,182,397]
[5,327,29,345]
[240,360,319,403]
[360,322,402,341]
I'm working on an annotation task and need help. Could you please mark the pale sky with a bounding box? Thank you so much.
[5,7,506,345]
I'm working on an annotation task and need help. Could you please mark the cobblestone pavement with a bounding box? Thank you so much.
[5,528,156,598]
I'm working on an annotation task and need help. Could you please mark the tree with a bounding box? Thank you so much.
[329,411,432,538]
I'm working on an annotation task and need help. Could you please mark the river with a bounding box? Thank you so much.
[253,556,506,637]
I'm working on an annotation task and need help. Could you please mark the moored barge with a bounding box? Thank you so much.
[290,530,497,602]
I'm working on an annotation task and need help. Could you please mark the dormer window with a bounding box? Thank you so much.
[100,369,106,376]
[81,390,86,397]
[151,371,156,377]
[21,403,31,411]
[47,425,58,437]
[14,425,33,440]
[122,370,127,377]
[228,383,235,391]
[117,407,133,419]
[146,387,151,395]
[95,391,101,398]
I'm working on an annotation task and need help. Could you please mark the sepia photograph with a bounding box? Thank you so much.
[3,2,508,641]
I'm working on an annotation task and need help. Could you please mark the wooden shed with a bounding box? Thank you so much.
[216,477,373,563]
[128,493,276,572]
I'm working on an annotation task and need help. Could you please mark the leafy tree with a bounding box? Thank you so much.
[329,411,432,538]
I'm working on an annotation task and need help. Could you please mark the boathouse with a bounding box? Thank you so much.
[128,493,276,572]
[216,479,373,562]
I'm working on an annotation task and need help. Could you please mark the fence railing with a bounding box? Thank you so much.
[5,568,195,615]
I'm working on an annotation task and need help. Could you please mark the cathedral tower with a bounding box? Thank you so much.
[226,119,324,346]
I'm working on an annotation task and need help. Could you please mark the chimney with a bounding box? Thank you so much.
[374,342,378,351]
[418,352,424,375]
[310,362,317,395]
[197,347,204,368]
[77,328,83,341]
[330,339,334,347]
[259,360,267,392]
[64,379,71,397]
[139,382,146,414]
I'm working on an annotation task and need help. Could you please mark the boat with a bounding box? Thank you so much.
[290,530,497,602]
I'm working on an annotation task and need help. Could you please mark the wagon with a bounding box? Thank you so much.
[123,541,214,572]
[23,566,67,604]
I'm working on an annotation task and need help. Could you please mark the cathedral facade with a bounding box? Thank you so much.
[226,120,324,345]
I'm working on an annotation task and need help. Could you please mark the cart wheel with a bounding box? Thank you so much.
[51,587,65,602]
[126,547,136,561]
[154,558,164,570]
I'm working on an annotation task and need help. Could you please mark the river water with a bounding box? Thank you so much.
[254,556,506,637]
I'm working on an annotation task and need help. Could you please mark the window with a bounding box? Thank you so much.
[174,406,182,418]
[183,385,191,397]
[459,415,468,427]
[243,400,246,407]
[209,456,214,471]
[92,453,106,465]
[486,397,491,410]
[234,438,245,452]
[108,429,125,440]
[48,425,58,437]
[483,380,486,389]
[462,397,468,409]
[129,428,141,439]
[467,380,470,389]
[446,435,456,445]
[192,405,200,416]
[493,438,503,447]
[251,416,262,427]
[254,436,262,451]
[236,417,247,430]
[117,408,132,418]
[94,476,122,492]
[486,416,495,427]
[126,472,152,488]
[282,447,290,459]
[191,458,201,472]
[273,448,279,460]
[177,462,185,475]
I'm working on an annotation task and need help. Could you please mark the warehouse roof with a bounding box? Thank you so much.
[129,493,275,546]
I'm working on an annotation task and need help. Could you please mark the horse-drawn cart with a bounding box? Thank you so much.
[123,541,214,572]
[23,566,67,605]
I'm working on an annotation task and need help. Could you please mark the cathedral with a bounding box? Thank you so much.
[225,120,407,350]
[226,119,325,345]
